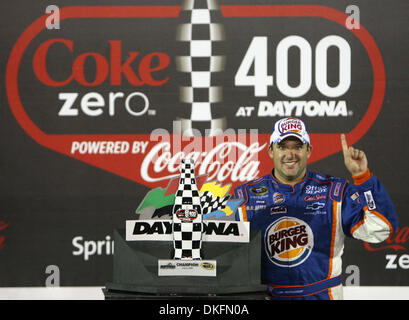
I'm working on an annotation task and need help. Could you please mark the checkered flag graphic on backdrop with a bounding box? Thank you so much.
[175,0,227,136]
[200,191,230,215]
[172,159,203,260]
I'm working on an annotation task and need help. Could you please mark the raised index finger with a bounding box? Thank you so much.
[340,134,349,155]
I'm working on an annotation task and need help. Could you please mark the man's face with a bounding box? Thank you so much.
[268,137,312,184]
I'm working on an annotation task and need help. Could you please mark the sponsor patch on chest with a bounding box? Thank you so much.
[265,217,314,267]
[305,185,328,194]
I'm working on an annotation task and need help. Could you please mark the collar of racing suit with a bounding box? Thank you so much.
[271,168,312,193]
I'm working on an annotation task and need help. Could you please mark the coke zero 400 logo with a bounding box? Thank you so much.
[6,4,385,188]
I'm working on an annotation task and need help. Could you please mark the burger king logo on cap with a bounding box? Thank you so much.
[265,217,314,267]
[279,117,304,135]
[270,117,310,145]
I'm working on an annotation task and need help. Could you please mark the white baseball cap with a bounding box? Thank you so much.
[270,117,310,145]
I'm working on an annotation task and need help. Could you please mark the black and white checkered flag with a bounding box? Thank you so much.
[172,158,203,260]
[175,0,227,136]
[200,191,230,215]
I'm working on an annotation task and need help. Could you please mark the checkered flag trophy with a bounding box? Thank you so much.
[175,0,227,136]
[172,158,203,260]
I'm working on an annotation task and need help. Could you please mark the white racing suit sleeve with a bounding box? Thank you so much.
[341,169,398,243]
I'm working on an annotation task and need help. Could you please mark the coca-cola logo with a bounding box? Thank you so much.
[6,5,385,189]
[140,139,265,184]
[364,226,409,252]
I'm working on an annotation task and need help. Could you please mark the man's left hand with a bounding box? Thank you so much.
[340,134,368,176]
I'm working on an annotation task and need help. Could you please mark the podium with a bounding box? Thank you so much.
[104,228,267,300]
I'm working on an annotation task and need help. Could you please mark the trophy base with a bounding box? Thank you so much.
[105,228,267,296]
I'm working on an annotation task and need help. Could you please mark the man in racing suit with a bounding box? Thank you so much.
[234,117,398,300]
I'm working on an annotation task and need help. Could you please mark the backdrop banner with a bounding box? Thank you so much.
[0,0,407,287]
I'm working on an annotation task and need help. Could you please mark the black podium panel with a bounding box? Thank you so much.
[105,228,267,297]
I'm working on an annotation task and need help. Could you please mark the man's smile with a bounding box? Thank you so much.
[283,160,298,169]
